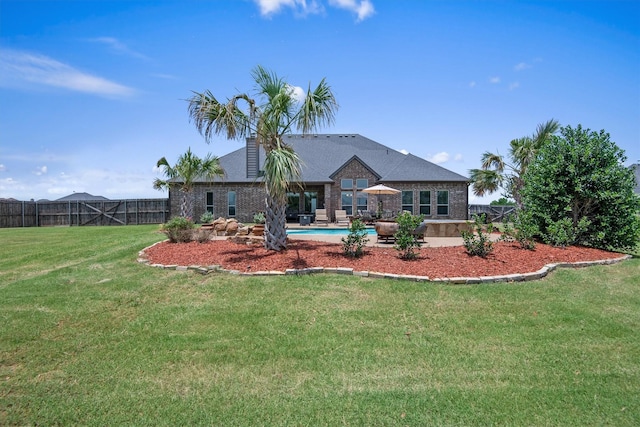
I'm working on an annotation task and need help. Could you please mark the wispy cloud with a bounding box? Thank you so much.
[0,49,135,98]
[34,166,48,176]
[0,164,6,172]
[329,0,375,21]
[489,76,501,84]
[87,37,149,60]
[509,82,520,91]
[253,0,374,21]
[514,62,531,71]
[426,152,450,164]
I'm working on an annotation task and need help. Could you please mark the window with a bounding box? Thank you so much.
[228,191,236,217]
[437,190,449,215]
[356,191,367,213]
[341,191,353,215]
[356,179,368,190]
[341,179,353,190]
[206,192,214,214]
[304,191,318,213]
[401,190,413,213]
[287,192,300,217]
[419,191,431,215]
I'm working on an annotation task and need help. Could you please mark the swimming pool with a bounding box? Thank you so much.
[287,227,376,236]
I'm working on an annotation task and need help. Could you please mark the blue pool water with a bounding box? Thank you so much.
[287,227,376,236]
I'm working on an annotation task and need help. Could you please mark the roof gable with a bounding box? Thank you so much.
[329,155,381,180]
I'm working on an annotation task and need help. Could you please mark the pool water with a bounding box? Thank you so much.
[287,227,376,236]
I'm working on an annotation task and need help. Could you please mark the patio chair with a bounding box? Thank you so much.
[412,221,427,242]
[335,210,350,226]
[314,209,329,226]
[358,210,375,224]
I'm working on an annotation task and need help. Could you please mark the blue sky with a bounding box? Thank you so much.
[1,0,638,202]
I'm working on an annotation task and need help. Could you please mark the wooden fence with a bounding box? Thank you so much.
[0,199,169,228]
[468,204,516,222]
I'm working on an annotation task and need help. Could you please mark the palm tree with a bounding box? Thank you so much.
[470,119,560,209]
[187,66,338,251]
[153,147,225,219]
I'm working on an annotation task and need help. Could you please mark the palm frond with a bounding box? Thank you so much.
[480,152,505,172]
[262,147,302,201]
[297,78,338,134]
[469,168,503,196]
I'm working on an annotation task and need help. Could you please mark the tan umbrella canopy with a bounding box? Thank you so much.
[361,184,401,195]
[362,184,400,218]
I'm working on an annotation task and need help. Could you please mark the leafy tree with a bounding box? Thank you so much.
[187,66,338,251]
[461,214,495,257]
[521,125,640,251]
[470,119,559,209]
[490,197,515,206]
[394,211,424,259]
[341,218,369,258]
[154,147,224,219]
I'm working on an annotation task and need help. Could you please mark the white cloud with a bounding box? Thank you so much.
[426,152,450,164]
[399,149,409,155]
[34,166,48,176]
[254,0,321,17]
[514,62,531,71]
[0,164,6,172]
[489,76,501,84]
[88,37,149,60]
[0,49,135,98]
[253,0,374,21]
[509,82,520,91]
[469,81,476,88]
[329,0,375,21]
[454,153,463,161]
[286,84,306,102]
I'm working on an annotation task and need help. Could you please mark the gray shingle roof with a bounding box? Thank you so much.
[209,134,468,184]
[55,192,109,201]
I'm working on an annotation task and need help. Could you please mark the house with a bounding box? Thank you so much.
[630,163,640,195]
[168,134,470,223]
[55,192,110,202]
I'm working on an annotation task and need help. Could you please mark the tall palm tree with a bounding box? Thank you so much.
[470,119,560,209]
[153,147,225,219]
[187,66,338,251]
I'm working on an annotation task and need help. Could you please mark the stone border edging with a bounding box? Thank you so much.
[137,241,632,284]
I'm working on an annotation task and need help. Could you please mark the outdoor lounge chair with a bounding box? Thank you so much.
[314,209,329,226]
[335,210,350,226]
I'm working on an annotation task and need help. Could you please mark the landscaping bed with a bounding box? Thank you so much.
[143,239,625,279]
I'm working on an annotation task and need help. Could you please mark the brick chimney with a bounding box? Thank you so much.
[246,136,260,178]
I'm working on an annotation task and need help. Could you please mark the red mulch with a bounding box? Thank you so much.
[142,239,625,279]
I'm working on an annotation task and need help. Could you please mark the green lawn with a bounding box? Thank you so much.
[1,225,639,426]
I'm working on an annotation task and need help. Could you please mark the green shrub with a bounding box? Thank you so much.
[199,211,214,224]
[393,211,424,260]
[161,216,195,243]
[521,125,640,251]
[543,217,591,248]
[499,211,537,250]
[461,214,495,257]
[341,218,369,258]
[253,212,266,224]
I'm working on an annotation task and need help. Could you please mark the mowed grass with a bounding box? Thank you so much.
[1,226,638,426]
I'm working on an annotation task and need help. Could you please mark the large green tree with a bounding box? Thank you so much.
[153,147,224,219]
[470,119,560,209]
[187,66,338,251]
[521,125,640,251]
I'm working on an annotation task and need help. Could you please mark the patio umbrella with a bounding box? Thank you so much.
[361,184,401,195]
[361,184,400,218]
